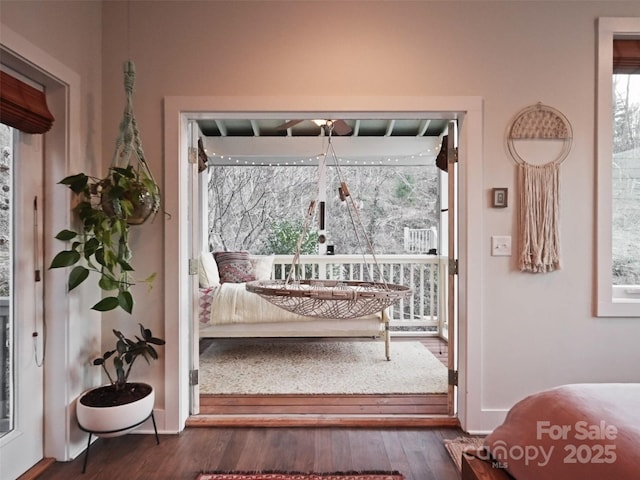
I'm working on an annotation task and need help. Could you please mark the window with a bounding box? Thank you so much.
[597,18,640,316]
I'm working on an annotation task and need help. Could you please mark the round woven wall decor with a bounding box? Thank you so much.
[506,102,573,166]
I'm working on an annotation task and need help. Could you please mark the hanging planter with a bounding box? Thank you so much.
[49,61,160,313]
[98,172,158,225]
[103,60,160,225]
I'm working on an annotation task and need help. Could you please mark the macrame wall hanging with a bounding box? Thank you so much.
[506,102,573,273]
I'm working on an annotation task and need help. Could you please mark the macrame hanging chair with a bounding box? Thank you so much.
[246,123,412,319]
[101,60,160,225]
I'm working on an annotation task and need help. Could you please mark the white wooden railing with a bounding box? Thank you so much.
[271,255,448,337]
[403,227,438,254]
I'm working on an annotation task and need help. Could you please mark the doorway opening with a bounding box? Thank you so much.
[162,95,484,430]
[187,114,458,421]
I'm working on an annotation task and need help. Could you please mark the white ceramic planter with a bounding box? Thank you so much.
[76,383,154,438]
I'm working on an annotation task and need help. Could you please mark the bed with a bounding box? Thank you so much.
[461,383,640,480]
[198,252,391,359]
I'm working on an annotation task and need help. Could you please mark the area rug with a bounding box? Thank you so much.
[199,340,447,394]
[197,472,404,480]
[443,436,485,472]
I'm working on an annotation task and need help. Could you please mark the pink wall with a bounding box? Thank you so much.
[2,0,640,440]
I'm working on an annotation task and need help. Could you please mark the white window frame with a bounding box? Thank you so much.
[596,17,640,317]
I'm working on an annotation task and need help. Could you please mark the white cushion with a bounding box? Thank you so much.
[249,254,274,280]
[199,252,220,287]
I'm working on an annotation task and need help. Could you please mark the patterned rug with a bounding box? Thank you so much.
[197,472,404,480]
[443,436,485,471]
[199,340,447,394]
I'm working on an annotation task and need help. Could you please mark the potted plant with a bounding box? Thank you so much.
[76,323,165,437]
[48,165,158,313]
[48,60,160,313]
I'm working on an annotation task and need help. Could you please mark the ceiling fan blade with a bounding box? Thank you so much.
[276,119,303,130]
[332,119,352,136]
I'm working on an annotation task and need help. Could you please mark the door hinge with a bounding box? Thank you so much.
[448,258,458,275]
[449,147,459,164]
[188,146,197,164]
[448,369,458,386]
[189,258,199,275]
[189,369,199,386]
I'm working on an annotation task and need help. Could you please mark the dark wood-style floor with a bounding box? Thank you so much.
[198,336,450,418]
[35,427,464,480]
[30,338,459,480]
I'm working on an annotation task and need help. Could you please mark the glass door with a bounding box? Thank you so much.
[0,124,45,478]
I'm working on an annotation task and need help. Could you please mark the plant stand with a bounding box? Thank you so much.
[78,411,159,474]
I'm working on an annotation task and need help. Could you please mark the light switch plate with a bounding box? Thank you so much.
[491,235,512,256]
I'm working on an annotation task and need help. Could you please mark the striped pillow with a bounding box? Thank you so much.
[213,251,256,284]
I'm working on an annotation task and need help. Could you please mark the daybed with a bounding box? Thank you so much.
[461,383,640,480]
[198,252,391,359]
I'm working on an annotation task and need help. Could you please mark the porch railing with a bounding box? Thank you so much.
[403,227,438,254]
[271,254,448,337]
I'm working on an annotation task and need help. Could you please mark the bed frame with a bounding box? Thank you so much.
[200,310,392,360]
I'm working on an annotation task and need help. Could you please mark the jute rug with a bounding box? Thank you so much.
[443,436,485,472]
[199,340,447,395]
[197,472,404,480]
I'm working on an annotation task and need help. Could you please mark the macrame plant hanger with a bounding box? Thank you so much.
[107,60,161,225]
[109,0,160,224]
[247,123,412,319]
[507,102,573,273]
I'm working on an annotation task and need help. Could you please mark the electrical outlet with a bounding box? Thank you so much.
[491,235,512,256]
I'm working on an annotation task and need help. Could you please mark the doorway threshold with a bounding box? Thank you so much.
[186,414,459,428]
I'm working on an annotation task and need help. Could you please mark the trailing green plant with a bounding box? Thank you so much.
[93,323,165,391]
[49,165,157,313]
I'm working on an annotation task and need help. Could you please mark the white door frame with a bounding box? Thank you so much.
[163,96,484,433]
[1,23,86,462]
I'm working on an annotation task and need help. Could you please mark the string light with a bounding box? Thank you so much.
[205,147,437,167]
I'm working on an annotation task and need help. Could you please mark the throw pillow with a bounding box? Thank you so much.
[214,251,256,284]
[198,252,220,288]
[249,254,275,281]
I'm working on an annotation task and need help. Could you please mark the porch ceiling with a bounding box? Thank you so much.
[197,118,449,167]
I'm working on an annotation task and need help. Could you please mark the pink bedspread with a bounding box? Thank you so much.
[484,383,640,480]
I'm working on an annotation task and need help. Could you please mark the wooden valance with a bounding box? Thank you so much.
[613,39,640,74]
[0,70,54,134]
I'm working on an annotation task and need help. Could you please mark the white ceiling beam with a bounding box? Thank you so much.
[385,120,396,136]
[353,120,361,136]
[250,120,260,136]
[214,119,227,136]
[417,119,431,136]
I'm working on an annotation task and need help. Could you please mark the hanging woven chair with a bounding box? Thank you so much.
[246,124,412,319]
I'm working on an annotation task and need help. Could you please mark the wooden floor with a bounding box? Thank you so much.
[198,337,450,418]
[35,426,464,480]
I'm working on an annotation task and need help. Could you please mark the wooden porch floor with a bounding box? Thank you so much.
[198,336,450,418]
